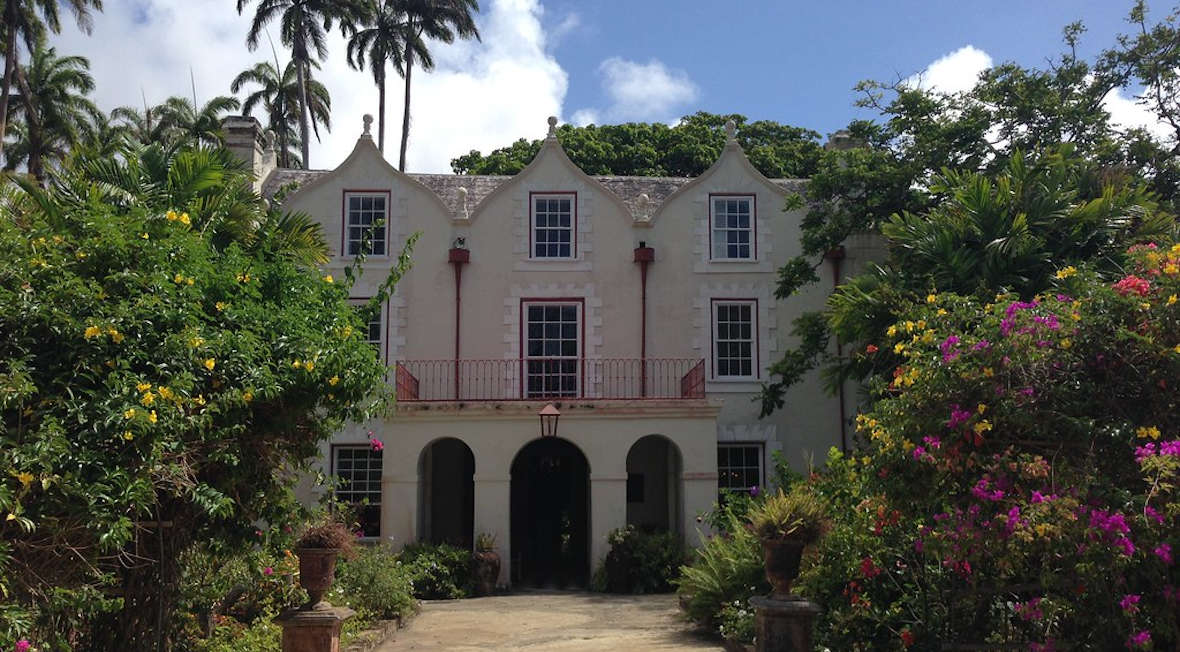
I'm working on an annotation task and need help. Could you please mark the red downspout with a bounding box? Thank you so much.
[449,247,470,400]
[827,246,848,453]
[634,243,655,397]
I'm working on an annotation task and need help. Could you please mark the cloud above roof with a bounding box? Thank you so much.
[570,57,699,126]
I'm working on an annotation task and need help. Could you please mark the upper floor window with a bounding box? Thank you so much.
[710,194,754,260]
[531,193,575,259]
[351,299,384,363]
[522,300,581,397]
[712,299,757,379]
[332,445,382,537]
[345,191,388,256]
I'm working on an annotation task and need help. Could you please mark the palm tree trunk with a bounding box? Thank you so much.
[399,48,412,172]
[377,70,386,153]
[296,59,311,170]
[0,0,19,163]
[15,66,43,186]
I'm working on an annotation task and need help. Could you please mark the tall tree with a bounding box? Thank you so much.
[237,0,362,170]
[346,0,408,153]
[110,104,162,146]
[3,43,100,184]
[395,0,480,171]
[231,58,332,168]
[153,95,243,148]
[0,0,103,164]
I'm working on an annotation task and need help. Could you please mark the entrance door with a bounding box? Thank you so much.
[510,437,589,588]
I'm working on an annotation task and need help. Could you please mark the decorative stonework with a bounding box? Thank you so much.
[692,281,778,385]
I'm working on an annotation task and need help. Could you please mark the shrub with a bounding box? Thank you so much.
[333,545,417,621]
[748,487,828,542]
[717,598,755,645]
[600,526,685,594]
[676,507,769,635]
[399,542,473,599]
[296,513,357,558]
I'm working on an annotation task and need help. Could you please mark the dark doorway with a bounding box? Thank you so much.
[510,437,590,588]
[418,438,475,549]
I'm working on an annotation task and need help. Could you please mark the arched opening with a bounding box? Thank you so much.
[418,438,475,549]
[625,435,683,534]
[510,437,590,588]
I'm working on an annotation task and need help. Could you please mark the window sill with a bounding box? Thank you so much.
[515,260,592,272]
[706,380,761,393]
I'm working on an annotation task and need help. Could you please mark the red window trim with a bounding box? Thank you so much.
[349,296,390,365]
[709,298,760,380]
[341,189,392,258]
[519,297,586,398]
[707,193,758,261]
[528,191,578,260]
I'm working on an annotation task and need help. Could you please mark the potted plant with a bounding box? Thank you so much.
[294,513,357,608]
[472,532,500,596]
[748,487,829,599]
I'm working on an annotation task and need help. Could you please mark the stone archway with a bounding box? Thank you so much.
[625,435,683,534]
[418,437,475,549]
[510,437,590,588]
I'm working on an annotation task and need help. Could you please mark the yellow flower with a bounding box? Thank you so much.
[242,390,254,403]
[304,360,315,372]
[1172,243,1180,254]
[215,301,226,312]
[174,273,185,284]
[977,403,987,415]
[158,386,174,400]
[109,330,124,343]
[189,337,204,348]
[186,277,194,286]
[193,394,206,406]
[179,213,191,226]
[1055,266,1077,279]
[1140,302,1152,311]
[166,210,178,221]
[983,367,995,378]
[329,375,339,386]
[936,308,948,316]
[973,420,992,435]
[1070,312,1081,322]
[1168,295,1177,306]
[141,233,149,240]
[123,431,134,441]
[893,342,906,355]
[916,320,927,330]
[1174,344,1180,354]
[148,410,158,424]
[84,325,102,339]
[203,358,216,372]
[292,359,303,369]
[124,408,137,419]
[1060,338,1072,349]
[1137,425,1161,440]
[886,325,897,337]
[905,321,915,333]
[136,382,152,392]
[341,325,353,339]
[926,293,937,304]
[324,275,334,284]
[16,471,33,488]
[1164,263,1178,275]
[140,391,155,406]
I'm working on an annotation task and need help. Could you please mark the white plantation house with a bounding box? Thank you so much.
[224,114,881,588]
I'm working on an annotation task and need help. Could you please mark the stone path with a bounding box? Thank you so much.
[375,591,725,651]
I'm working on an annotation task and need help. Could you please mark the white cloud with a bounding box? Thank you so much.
[572,56,699,125]
[906,45,993,95]
[52,0,568,173]
[569,108,599,127]
[1103,86,1174,142]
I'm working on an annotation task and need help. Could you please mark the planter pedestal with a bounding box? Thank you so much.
[275,604,355,652]
[749,596,821,652]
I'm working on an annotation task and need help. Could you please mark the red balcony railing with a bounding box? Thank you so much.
[394,358,706,401]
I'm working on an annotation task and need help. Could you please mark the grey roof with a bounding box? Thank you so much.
[261,166,808,216]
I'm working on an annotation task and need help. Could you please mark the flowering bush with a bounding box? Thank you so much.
[799,243,1180,650]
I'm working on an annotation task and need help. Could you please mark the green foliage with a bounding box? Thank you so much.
[333,545,417,621]
[399,542,473,600]
[598,526,685,594]
[748,487,828,543]
[192,614,282,652]
[451,112,823,179]
[798,244,1180,650]
[716,598,755,645]
[676,506,769,633]
[474,532,496,552]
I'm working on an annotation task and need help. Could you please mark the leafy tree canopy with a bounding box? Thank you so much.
[450,112,824,179]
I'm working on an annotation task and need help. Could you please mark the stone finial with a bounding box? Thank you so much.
[724,119,737,142]
[636,193,651,220]
[263,129,277,151]
[547,115,558,138]
[362,114,373,136]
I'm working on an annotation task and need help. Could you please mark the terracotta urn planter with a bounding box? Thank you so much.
[296,547,340,607]
[473,549,501,596]
[761,538,806,599]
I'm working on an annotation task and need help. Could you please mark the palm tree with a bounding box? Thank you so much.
[154,95,242,148]
[0,0,103,163]
[4,43,100,184]
[394,0,480,171]
[236,0,364,169]
[110,104,162,146]
[231,58,331,168]
[346,0,407,153]
[75,109,128,159]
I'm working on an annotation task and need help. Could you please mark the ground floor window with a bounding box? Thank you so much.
[333,445,382,537]
[717,443,762,497]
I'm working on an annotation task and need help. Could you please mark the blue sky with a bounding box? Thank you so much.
[53,0,1162,172]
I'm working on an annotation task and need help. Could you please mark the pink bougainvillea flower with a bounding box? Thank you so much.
[1126,630,1151,649]
[369,437,384,452]
[1120,594,1141,613]
[15,640,31,652]
[263,566,274,576]
[948,404,972,429]
[1155,543,1173,565]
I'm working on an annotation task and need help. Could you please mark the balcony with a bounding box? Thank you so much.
[395,358,705,402]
